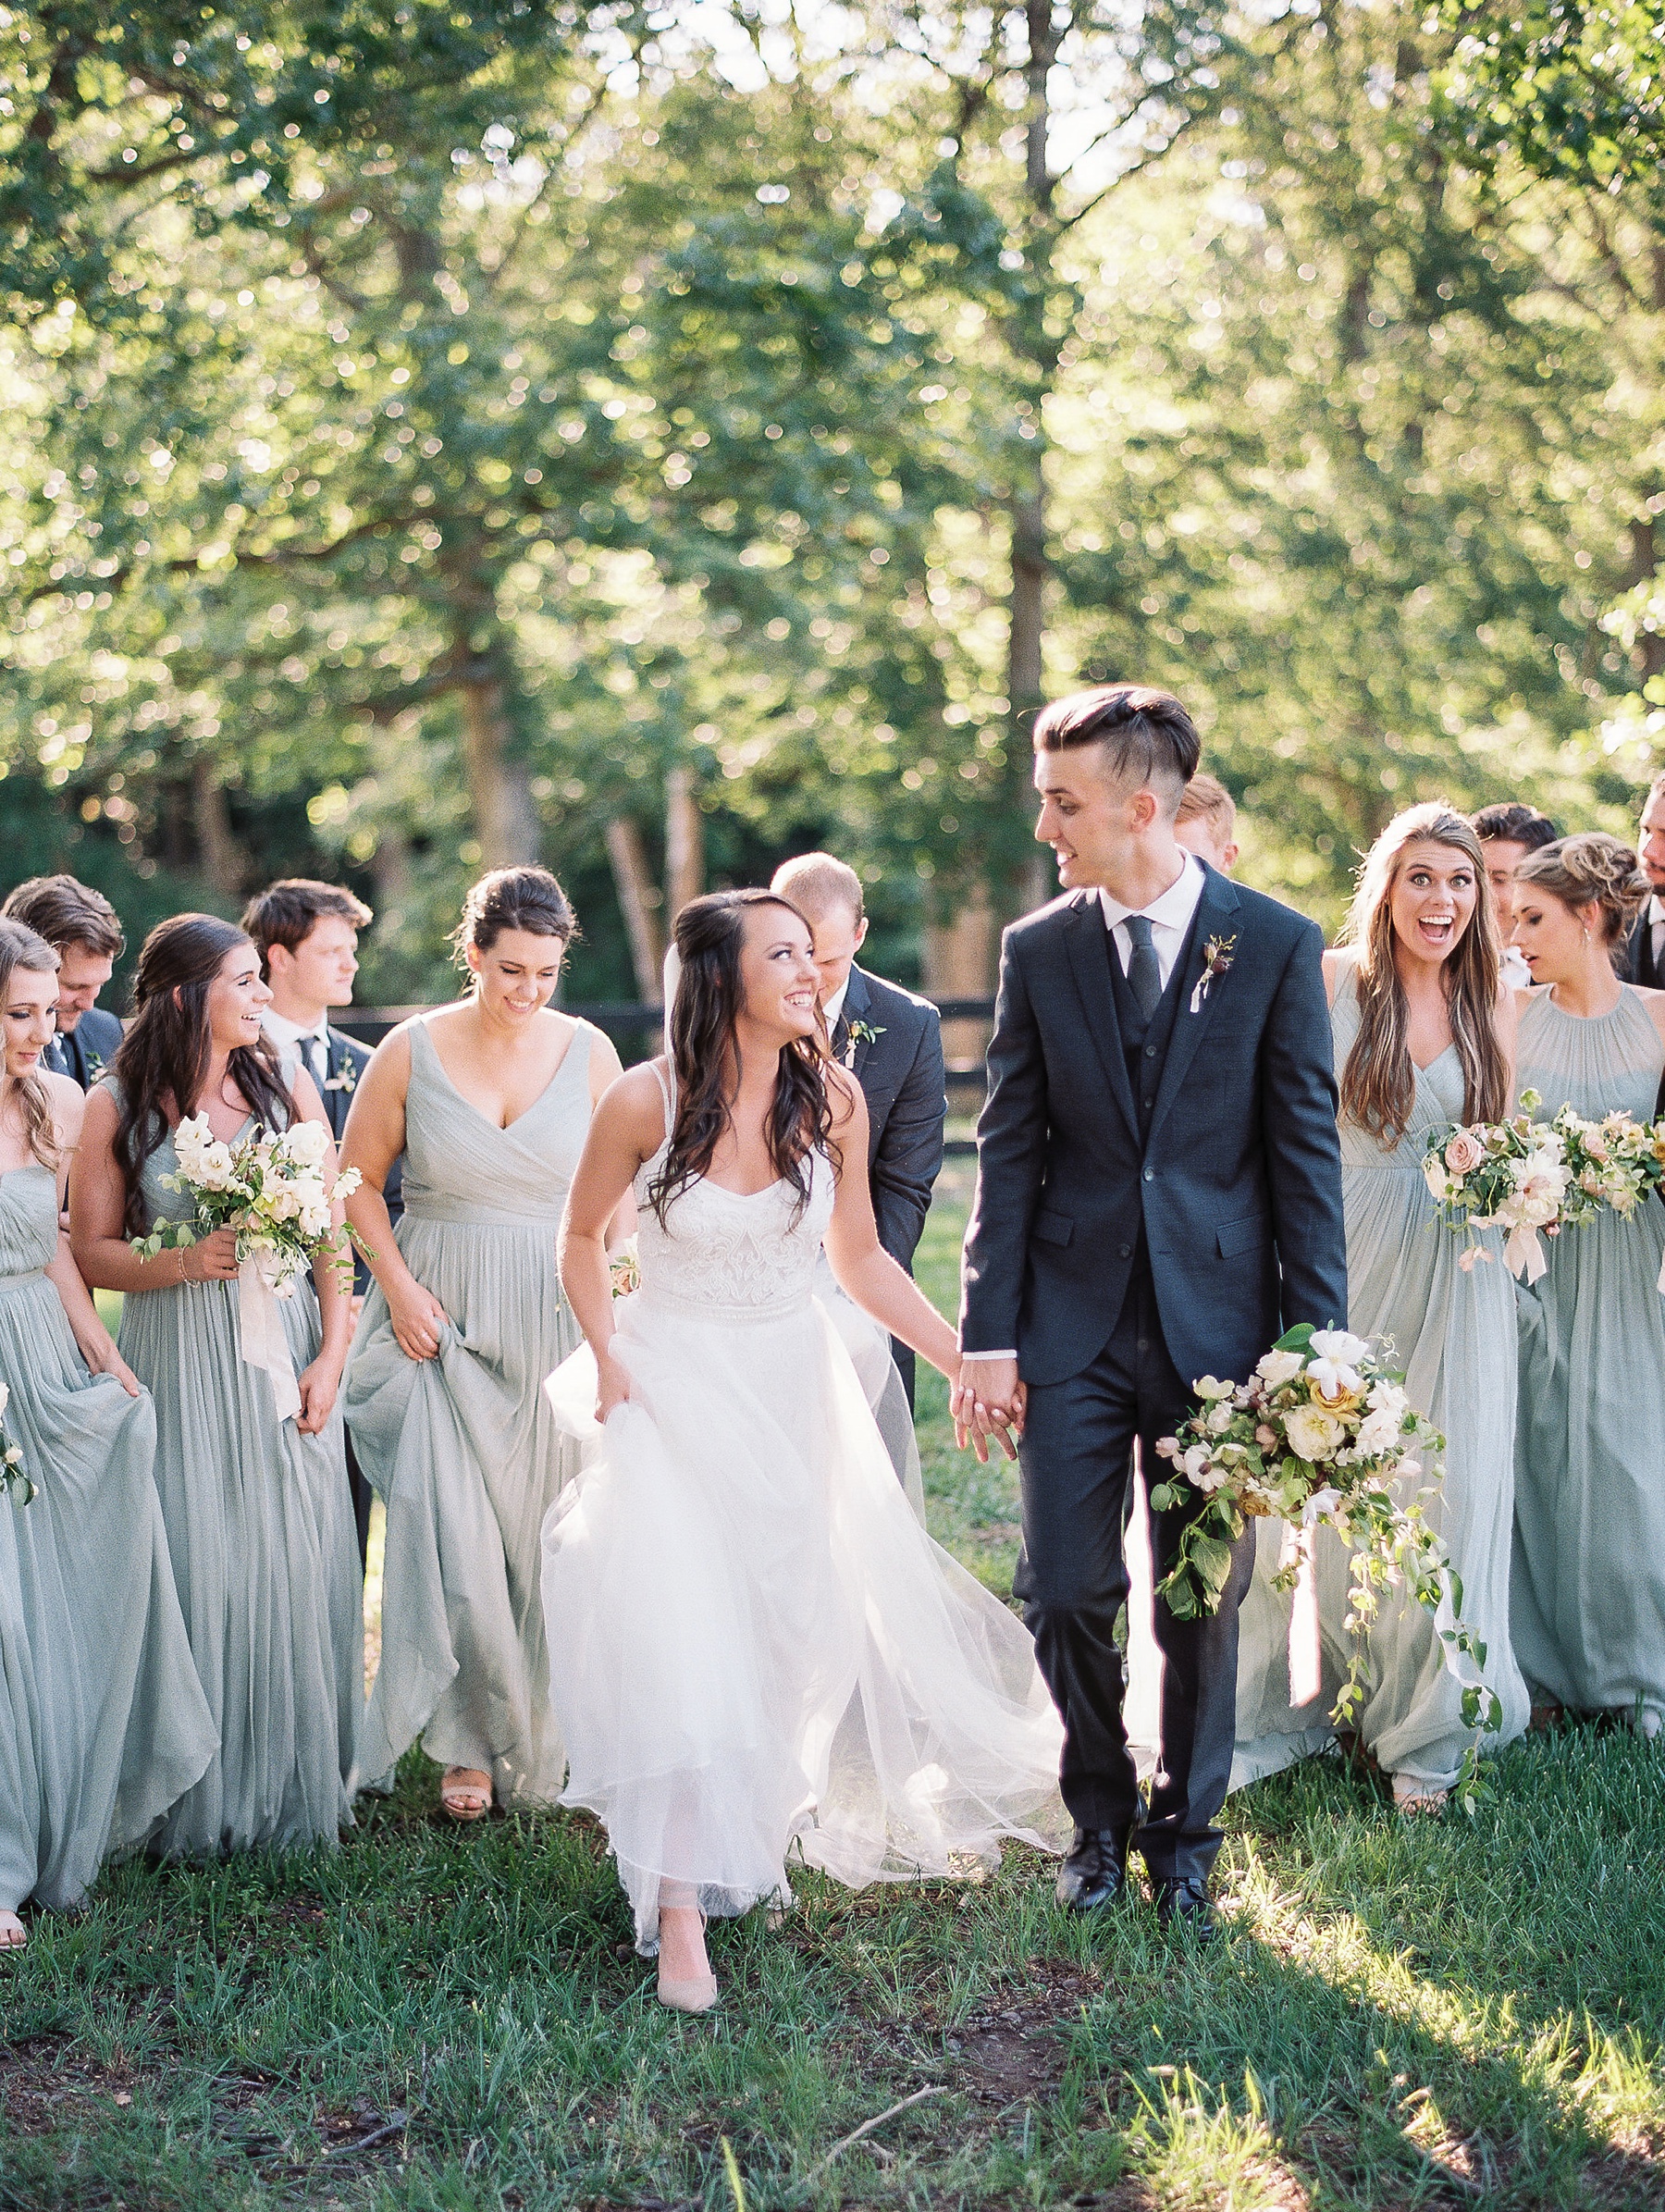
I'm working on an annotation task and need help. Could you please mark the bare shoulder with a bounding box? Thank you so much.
[364,1022,415,1082]
[43,1070,85,1145]
[79,1081,119,1140]
[583,1018,625,1094]
[598,1057,672,1137]
[824,1060,868,1133]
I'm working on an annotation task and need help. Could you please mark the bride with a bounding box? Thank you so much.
[540,889,1066,2012]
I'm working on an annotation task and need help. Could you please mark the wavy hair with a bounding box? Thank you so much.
[1514,832,1649,955]
[0,919,63,1171]
[648,890,836,1228]
[112,914,293,1238]
[1338,802,1509,1146]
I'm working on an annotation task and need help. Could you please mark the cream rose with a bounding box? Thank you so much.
[1283,1403,1347,1464]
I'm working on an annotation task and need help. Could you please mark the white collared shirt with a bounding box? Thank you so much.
[263,1007,331,1082]
[1098,852,1206,990]
[822,979,850,1032]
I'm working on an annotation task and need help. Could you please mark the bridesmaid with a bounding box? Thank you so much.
[71,916,362,1855]
[340,867,626,1818]
[0,921,215,1943]
[1233,803,1530,1806]
[1509,833,1665,1734]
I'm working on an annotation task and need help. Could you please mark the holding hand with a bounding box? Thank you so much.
[181,1225,240,1282]
[595,1350,632,1422]
[952,1355,1026,1463]
[80,1334,143,1399]
[388,1280,450,1362]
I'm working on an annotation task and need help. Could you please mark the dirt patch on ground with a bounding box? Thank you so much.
[0,2030,152,2134]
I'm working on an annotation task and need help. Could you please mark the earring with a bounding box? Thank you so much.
[1582,925,1590,944]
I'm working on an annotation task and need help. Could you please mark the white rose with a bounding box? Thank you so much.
[196,1142,238,1193]
[1255,1348,1305,1389]
[1206,1403,1234,1435]
[1355,1407,1402,1456]
[1180,1443,1213,1481]
[1283,1403,1347,1464]
[282,1121,330,1168]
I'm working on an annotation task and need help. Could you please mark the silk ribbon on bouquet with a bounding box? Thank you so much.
[1281,1487,1340,1709]
[238,1256,302,1422]
[1502,1221,1549,1284]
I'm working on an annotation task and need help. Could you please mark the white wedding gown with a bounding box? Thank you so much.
[540,1084,1067,1954]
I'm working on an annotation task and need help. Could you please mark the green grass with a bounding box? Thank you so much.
[6,1185,1665,2209]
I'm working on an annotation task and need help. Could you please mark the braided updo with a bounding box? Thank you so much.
[1513,833,1649,946]
[449,866,578,974]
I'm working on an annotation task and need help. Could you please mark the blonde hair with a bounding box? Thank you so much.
[1513,832,1648,948]
[770,851,864,923]
[1337,801,1508,1146]
[0,919,63,1171]
[1176,772,1236,840]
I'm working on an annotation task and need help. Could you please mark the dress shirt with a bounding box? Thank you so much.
[822,978,850,1032]
[1098,852,1206,989]
[1501,944,1532,990]
[1650,896,1665,975]
[965,857,1207,1368]
[263,1007,332,1085]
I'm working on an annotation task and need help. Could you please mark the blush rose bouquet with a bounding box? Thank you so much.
[1422,1094,1572,1281]
[1151,1324,1501,1807]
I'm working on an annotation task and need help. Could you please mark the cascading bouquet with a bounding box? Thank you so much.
[0,1382,35,1505]
[1421,1094,1572,1281]
[131,1115,362,1421]
[1151,1324,1502,1807]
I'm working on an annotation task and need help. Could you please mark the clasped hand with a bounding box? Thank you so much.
[950,1356,1026,1464]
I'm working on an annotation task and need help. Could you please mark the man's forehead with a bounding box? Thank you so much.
[1644,795,1665,827]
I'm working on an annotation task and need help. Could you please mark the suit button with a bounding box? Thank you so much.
[1119,1243,1131,1258]
[1142,1096,1153,1109]
[1142,1168,1153,1181]
[1144,1044,1157,1057]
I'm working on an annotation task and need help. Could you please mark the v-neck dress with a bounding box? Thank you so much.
[111,1091,363,1855]
[1511,986,1665,1721]
[345,1014,595,1801]
[1231,954,1529,1788]
[0,1164,215,1908]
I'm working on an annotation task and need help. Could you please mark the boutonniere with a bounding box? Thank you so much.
[1189,934,1238,1015]
[322,1059,357,1094]
[842,1017,885,1069]
[82,1050,105,1081]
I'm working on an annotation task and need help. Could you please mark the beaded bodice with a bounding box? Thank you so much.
[632,1106,834,1321]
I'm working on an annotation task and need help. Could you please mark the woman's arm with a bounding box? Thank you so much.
[68,1087,240,1294]
[558,1064,663,1418]
[287,1066,352,1434]
[821,1073,962,1376]
[1494,979,1521,1106]
[43,1081,142,1396]
[586,1028,638,1253]
[339,1029,452,1362]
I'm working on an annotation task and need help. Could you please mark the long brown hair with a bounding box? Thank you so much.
[1338,802,1509,1145]
[0,919,63,1171]
[648,890,836,1228]
[111,914,293,1238]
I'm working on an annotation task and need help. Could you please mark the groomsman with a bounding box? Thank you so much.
[1473,802,1560,987]
[0,875,125,1088]
[1624,772,1665,988]
[1174,772,1240,873]
[240,877,397,1567]
[771,852,947,1405]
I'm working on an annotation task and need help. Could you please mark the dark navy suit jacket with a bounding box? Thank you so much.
[834,964,946,1273]
[45,1004,123,1092]
[959,869,1348,1391]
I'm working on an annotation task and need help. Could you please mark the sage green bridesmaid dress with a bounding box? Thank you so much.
[344,1016,593,1803]
[111,1094,363,1855]
[0,1164,216,1908]
[1513,985,1665,1726]
[1232,956,1530,1789]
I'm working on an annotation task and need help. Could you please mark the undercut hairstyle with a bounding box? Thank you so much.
[240,879,373,974]
[111,915,293,1239]
[1032,684,1202,817]
[1471,802,1560,854]
[1,874,125,960]
[770,851,865,923]
[649,889,838,1230]
[1338,801,1509,1146]
[1176,772,1237,841]
[1514,833,1650,948]
[0,919,63,1170]
[449,865,577,974]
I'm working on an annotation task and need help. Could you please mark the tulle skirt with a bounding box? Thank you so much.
[540,1288,1067,1953]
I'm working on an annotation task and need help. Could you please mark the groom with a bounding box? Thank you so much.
[957,684,1346,1936]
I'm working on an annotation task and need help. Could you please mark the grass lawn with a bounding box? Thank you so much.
[8,1177,1665,2208]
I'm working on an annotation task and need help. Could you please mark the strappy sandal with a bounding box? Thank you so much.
[439,1767,492,1822]
[0,1910,27,1951]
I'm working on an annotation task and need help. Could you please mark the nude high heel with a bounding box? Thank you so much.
[656,1900,718,2014]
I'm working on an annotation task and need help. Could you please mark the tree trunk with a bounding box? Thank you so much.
[191,759,245,899]
[926,891,998,1069]
[459,668,539,865]
[605,816,666,1002]
[664,764,704,921]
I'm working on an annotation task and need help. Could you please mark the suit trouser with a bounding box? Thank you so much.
[345,1431,373,1573]
[1013,1264,1252,1885]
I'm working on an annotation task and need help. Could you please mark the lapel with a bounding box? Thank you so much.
[1147,866,1243,1144]
[842,967,874,1079]
[1061,894,1141,1146]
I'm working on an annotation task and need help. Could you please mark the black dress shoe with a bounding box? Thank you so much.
[1153,1875,1219,1942]
[1054,1825,1130,1912]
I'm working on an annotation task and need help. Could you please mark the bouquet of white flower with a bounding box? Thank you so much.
[132,1114,362,1296]
[0,1381,35,1505]
[132,1115,362,1421]
[1151,1324,1501,1806]
[1421,1093,1572,1281]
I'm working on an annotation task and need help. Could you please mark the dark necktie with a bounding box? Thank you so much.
[43,1033,70,1080]
[1125,914,1162,1019]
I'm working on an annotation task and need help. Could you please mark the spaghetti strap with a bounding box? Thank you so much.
[648,1057,675,1139]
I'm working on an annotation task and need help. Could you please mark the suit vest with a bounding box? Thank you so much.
[1105,905,1202,1145]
